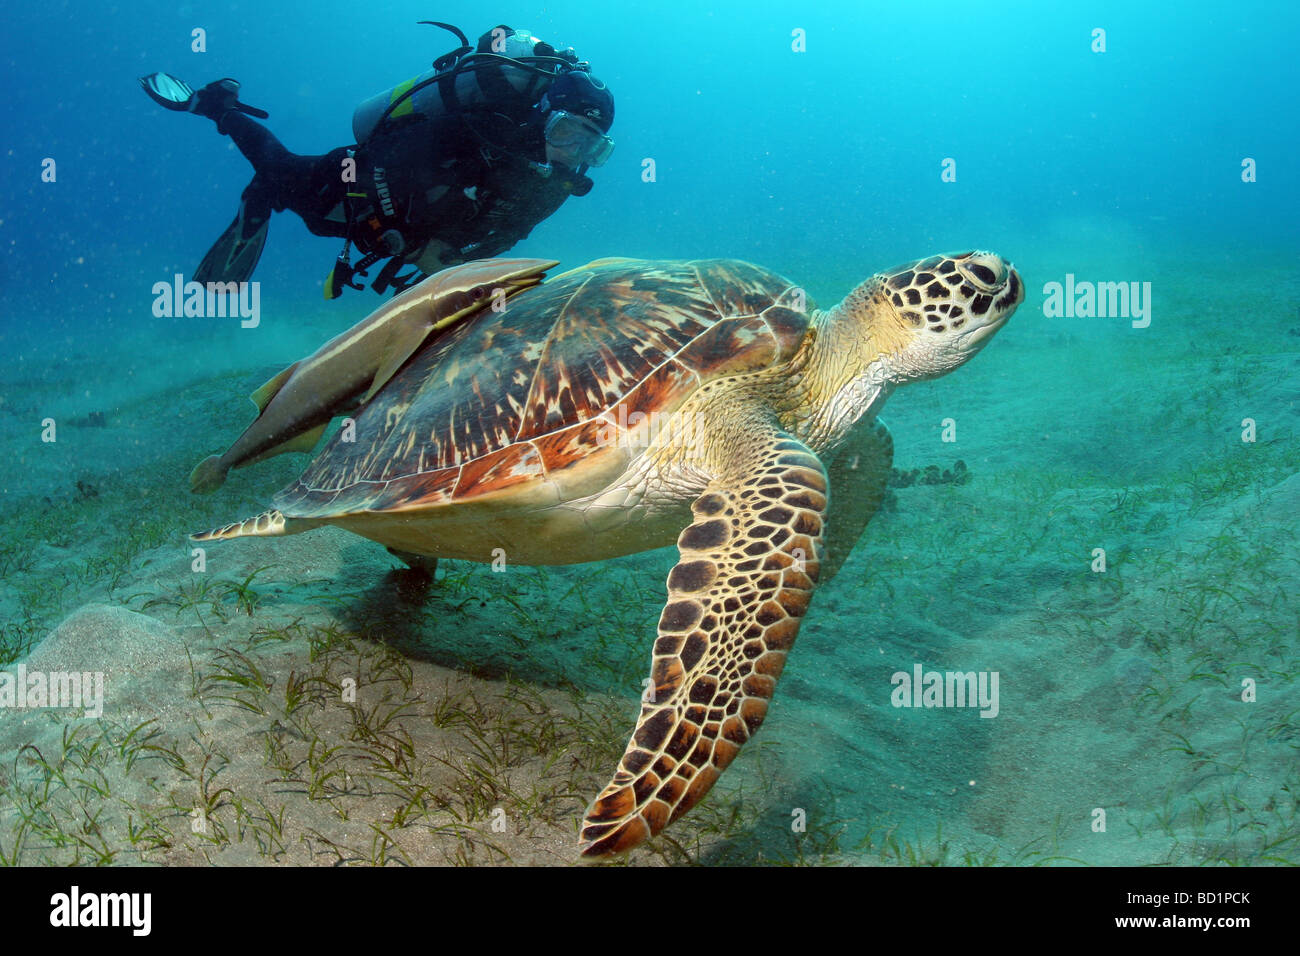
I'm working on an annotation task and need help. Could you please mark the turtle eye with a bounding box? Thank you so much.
[958,253,1008,292]
[470,287,487,300]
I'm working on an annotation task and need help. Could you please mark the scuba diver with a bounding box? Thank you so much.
[140,22,615,298]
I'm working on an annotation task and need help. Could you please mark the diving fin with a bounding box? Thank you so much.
[195,192,271,284]
[139,72,196,111]
[138,73,269,120]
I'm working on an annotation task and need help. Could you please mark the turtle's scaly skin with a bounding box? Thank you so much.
[579,423,831,854]
[192,253,1024,856]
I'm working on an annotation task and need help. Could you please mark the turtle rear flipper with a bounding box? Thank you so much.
[580,428,827,856]
[189,509,321,542]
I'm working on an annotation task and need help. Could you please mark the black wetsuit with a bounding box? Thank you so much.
[222,112,349,239]
[221,107,590,277]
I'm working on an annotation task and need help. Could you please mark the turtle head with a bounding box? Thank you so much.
[838,251,1022,383]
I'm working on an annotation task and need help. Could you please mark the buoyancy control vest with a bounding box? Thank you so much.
[326,23,584,298]
[352,27,563,143]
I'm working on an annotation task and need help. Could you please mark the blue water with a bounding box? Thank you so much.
[3,0,1294,328]
[0,0,1296,867]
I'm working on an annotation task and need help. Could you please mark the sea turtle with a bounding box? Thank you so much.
[193,251,1023,856]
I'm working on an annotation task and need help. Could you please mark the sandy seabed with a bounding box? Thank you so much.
[0,245,1296,866]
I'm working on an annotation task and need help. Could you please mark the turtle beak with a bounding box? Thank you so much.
[967,310,1010,347]
[965,266,1022,346]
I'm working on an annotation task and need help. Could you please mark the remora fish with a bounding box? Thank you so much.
[190,258,557,492]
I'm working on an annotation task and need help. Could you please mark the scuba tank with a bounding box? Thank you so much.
[352,24,575,144]
[327,23,583,299]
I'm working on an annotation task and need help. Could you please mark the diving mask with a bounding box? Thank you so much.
[543,110,615,168]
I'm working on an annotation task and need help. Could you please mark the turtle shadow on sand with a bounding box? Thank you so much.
[335,563,638,695]
[334,570,505,674]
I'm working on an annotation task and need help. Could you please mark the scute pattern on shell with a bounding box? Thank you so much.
[276,259,808,517]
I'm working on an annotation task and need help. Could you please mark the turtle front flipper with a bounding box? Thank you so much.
[580,431,827,857]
